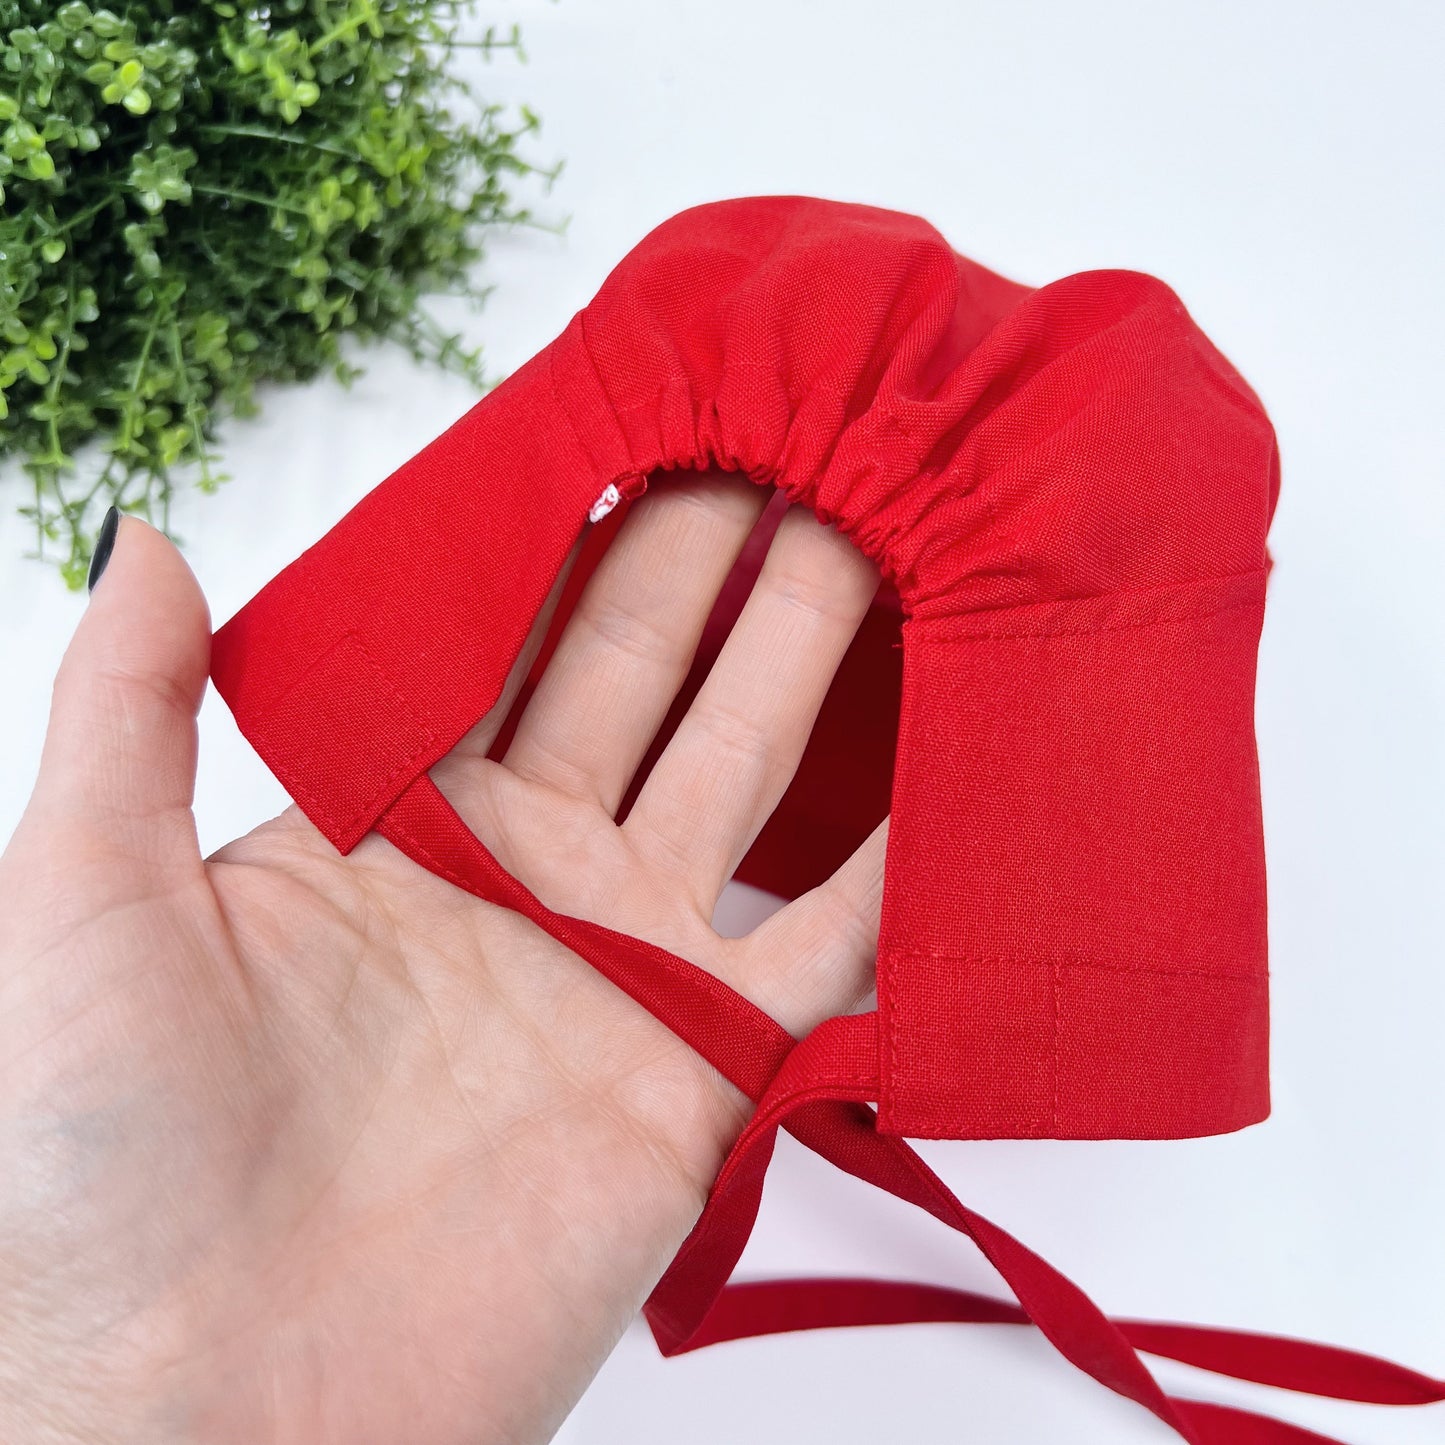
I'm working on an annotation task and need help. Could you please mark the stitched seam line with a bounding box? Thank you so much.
[1051,961,1061,1133]
[911,564,1265,624]
[264,629,435,844]
[912,591,1260,645]
[884,939,899,1122]
[879,947,1267,983]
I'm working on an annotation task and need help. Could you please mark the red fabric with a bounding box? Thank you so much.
[209,196,1438,1441]
[691,1278,1445,1404]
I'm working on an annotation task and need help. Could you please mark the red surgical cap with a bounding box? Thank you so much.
[210,196,1440,1443]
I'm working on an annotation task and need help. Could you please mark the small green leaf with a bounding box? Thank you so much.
[2,0,556,583]
[57,2,93,33]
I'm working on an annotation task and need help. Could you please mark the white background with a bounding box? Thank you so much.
[2,3,1442,1441]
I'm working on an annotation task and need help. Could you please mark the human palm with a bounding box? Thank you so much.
[0,471,885,1445]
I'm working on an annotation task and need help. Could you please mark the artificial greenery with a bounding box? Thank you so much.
[0,0,559,585]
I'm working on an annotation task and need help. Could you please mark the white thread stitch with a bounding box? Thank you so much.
[588,483,622,523]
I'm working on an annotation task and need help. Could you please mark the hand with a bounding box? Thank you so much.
[0,473,885,1445]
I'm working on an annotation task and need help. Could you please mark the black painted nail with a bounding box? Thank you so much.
[87,505,120,594]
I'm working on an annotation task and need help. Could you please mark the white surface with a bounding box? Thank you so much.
[3,2,1443,1441]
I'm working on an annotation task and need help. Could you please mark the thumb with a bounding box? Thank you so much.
[29,508,212,851]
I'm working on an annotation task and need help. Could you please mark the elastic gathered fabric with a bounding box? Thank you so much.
[210,196,1440,1443]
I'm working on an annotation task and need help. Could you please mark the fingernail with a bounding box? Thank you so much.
[87,506,120,594]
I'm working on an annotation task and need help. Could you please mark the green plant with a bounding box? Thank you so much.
[1,1,560,586]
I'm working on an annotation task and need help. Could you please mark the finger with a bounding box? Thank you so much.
[737,819,888,1037]
[500,470,770,812]
[26,510,210,859]
[626,507,879,910]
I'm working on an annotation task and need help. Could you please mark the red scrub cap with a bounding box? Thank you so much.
[210,197,1439,1443]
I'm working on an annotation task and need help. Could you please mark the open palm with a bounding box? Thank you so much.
[0,471,885,1445]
